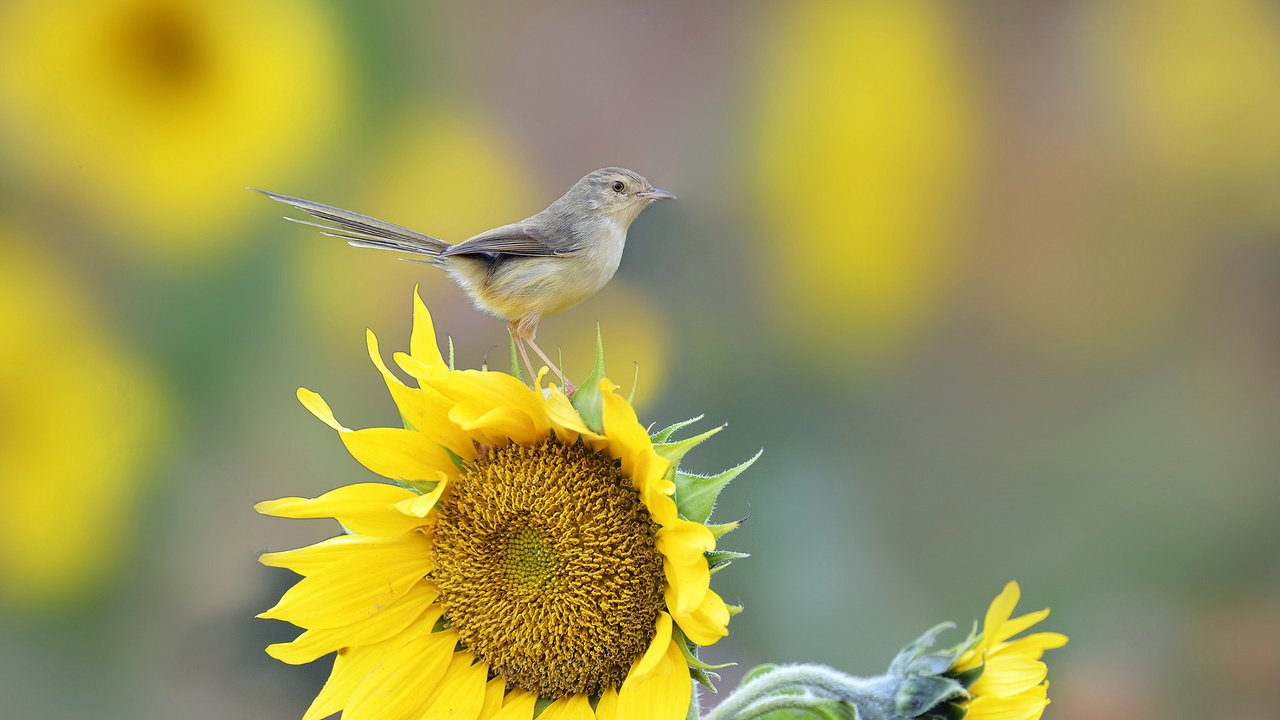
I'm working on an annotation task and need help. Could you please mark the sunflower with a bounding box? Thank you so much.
[257,289,748,720]
[946,581,1068,720]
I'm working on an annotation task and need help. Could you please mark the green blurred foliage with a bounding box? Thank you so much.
[0,1,1277,719]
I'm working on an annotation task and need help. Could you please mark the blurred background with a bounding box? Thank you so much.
[1,1,1278,718]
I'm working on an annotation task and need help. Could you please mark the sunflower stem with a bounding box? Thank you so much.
[705,665,899,720]
[688,681,702,720]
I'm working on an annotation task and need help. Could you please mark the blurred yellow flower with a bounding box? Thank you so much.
[294,109,537,348]
[258,290,730,719]
[0,229,167,606]
[951,581,1068,720]
[750,0,977,366]
[1093,0,1280,213]
[0,0,349,262]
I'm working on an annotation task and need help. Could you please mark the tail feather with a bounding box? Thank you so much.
[251,188,449,261]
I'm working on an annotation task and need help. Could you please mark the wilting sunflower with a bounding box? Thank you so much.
[258,290,750,720]
[945,581,1068,720]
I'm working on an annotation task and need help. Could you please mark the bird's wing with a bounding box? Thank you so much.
[440,222,579,258]
[251,188,449,257]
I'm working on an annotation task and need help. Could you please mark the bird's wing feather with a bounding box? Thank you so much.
[251,188,449,257]
[440,222,579,258]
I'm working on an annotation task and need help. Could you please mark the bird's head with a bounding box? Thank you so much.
[567,167,676,225]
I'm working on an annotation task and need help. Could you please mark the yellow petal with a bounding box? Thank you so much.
[487,690,536,720]
[303,648,382,720]
[450,405,540,447]
[344,629,458,720]
[629,612,674,684]
[672,589,730,647]
[599,379,658,482]
[544,387,603,442]
[433,370,551,445]
[296,386,457,484]
[981,581,1022,650]
[993,608,1049,644]
[259,534,370,576]
[617,636,691,720]
[966,682,1048,720]
[970,653,1047,699]
[256,483,429,536]
[266,584,440,665]
[657,520,715,615]
[420,653,488,719]
[999,632,1069,659]
[411,286,447,369]
[258,531,433,629]
[366,329,475,460]
[338,427,455,485]
[538,694,594,720]
[594,688,619,720]
[302,610,440,720]
[394,480,448,518]
[477,677,506,719]
[299,388,348,431]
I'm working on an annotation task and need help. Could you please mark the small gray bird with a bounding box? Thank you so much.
[254,168,675,391]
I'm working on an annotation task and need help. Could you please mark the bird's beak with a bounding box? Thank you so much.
[636,187,677,201]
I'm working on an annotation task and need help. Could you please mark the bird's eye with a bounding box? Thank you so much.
[612,180,626,193]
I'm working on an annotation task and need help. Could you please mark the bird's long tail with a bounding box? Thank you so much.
[251,189,449,264]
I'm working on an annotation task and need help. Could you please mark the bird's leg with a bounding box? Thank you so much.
[509,321,539,385]
[516,315,576,395]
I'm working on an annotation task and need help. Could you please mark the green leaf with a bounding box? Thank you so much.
[673,449,761,523]
[652,415,705,443]
[570,324,606,434]
[654,425,724,468]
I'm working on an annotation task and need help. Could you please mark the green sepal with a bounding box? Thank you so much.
[674,626,736,672]
[888,622,956,676]
[674,626,724,691]
[919,701,966,720]
[673,449,760,523]
[447,337,455,370]
[654,425,724,468]
[442,447,468,472]
[706,549,749,574]
[894,675,966,718]
[508,330,525,383]
[706,519,745,539]
[570,324,606,434]
[399,478,439,495]
[726,603,744,616]
[949,663,984,690]
[652,415,705,443]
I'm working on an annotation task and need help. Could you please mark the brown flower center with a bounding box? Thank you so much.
[431,438,665,697]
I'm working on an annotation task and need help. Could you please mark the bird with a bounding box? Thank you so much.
[253,168,675,392]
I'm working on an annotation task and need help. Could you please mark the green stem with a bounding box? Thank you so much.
[704,665,899,720]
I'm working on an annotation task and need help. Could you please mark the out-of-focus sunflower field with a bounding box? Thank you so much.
[1,2,1277,718]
